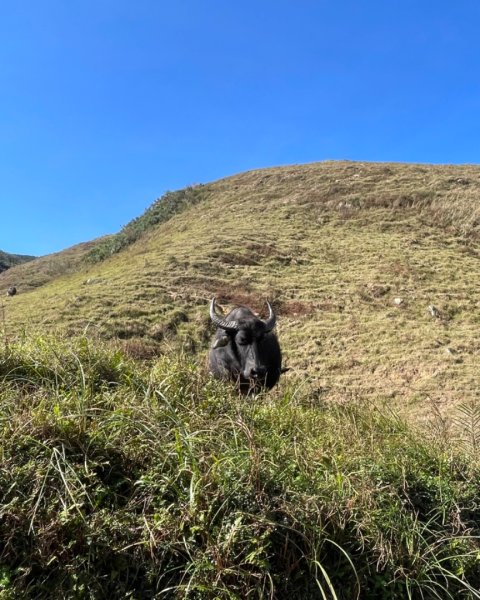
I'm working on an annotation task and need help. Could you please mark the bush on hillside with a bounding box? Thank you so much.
[87,186,207,263]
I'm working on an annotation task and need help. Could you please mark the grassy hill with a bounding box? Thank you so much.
[1,160,480,420]
[2,160,480,598]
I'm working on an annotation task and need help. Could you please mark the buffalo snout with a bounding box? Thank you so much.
[248,366,267,379]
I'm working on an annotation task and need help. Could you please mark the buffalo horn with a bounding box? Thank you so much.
[209,298,240,331]
[263,301,277,332]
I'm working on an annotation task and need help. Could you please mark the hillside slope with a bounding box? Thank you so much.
[0,238,109,294]
[2,161,480,418]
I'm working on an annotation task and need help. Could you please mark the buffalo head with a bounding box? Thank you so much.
[208,298,287,393]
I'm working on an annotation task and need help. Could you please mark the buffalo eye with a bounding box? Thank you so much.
[236,333,250,346]
[256,332,265,344]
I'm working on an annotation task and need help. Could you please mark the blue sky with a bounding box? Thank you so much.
[1,1,479,256]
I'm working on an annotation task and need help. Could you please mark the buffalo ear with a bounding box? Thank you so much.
[213,335,230,349]
[280,367,290,374]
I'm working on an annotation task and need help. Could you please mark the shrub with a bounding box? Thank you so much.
[87,186,208,263]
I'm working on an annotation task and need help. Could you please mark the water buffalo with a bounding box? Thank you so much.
[6,286,16,297]
[208,297,288,393]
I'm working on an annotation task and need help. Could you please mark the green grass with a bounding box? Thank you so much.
[0,334,480,598]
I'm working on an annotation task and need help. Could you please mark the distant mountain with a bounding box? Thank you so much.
[0,238,108,293]
[0,250,35,274]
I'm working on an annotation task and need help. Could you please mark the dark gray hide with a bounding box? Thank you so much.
[208,298,284,394]
[6,286,16,297]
